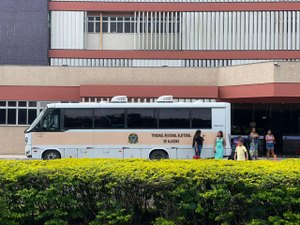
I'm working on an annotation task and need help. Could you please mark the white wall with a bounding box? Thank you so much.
[86,34,135,50]
[51,11,85,49]
[87,34,101,50]
[182,11,300,50]
[51,10,300,51]
[87,33,180,50]
[136,34,181,50]
[102,34,135,50]
[134,11,182,50]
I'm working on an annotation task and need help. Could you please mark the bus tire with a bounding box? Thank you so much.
[149,150,169,160]
[42,150,61,160]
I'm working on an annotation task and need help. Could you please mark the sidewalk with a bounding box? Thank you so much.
[0,155,297,160]
[0,155,27,160]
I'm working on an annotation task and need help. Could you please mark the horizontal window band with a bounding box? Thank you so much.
[49,50,300,60]
[49,2,300,12]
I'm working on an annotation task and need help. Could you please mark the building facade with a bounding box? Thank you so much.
[1,62,300,155]
[1,0,300,156]
[0,0,49,65]
[49,0,300,67]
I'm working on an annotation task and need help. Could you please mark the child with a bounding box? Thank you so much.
[234,139,249,161]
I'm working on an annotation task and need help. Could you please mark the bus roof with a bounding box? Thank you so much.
[47,102,230,109]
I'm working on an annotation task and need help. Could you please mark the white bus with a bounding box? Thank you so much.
[25,96,231,160]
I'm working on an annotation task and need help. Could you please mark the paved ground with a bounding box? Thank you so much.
[0,155,296,160]
[0,155,27,160]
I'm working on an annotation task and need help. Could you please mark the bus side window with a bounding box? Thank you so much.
[64,109,93,129]
[94,109,125,129]
[127,108,157,128]
[190,108,212,129]
[159,108,190,129]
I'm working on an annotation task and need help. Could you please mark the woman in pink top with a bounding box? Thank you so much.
[265,130,276,160]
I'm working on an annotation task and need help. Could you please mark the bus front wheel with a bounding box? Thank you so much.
[149,150,169,160]
[42,150,61,160]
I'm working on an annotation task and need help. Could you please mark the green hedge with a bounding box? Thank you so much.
[0,159,299,225]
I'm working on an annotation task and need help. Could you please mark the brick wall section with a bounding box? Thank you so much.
[0,0,48,65]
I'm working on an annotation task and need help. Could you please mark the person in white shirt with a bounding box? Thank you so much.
[234,139,249,161]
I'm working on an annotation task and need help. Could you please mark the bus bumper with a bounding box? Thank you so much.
[25,145,32,158]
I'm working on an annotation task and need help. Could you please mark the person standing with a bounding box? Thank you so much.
[249,128,259,160]
[214,131,225,159]
[192,130,204,159]
[234,139,249,161]
[265,130,276,160]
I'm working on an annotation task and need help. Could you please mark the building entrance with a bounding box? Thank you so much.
[232,103,300,156]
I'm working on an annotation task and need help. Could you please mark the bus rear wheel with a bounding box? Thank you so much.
[42,150,61,160]
[149,150,169,160]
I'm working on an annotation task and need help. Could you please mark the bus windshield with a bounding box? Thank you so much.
[25,106,48,133]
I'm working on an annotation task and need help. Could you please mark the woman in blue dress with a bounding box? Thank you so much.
[214,131,225,159]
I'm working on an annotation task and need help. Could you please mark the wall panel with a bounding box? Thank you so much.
[51,11,85,49]
[50,58,300,68]
[180,11,300,51]
[0,0,48,65]
[50,9,300,67]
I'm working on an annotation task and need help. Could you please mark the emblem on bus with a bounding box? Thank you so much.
[128,133,139,144]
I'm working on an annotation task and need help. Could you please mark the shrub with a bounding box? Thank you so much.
[0,159,299,225]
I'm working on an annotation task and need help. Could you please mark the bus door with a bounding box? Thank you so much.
[212,108,226,133]
[212,108,230,155]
